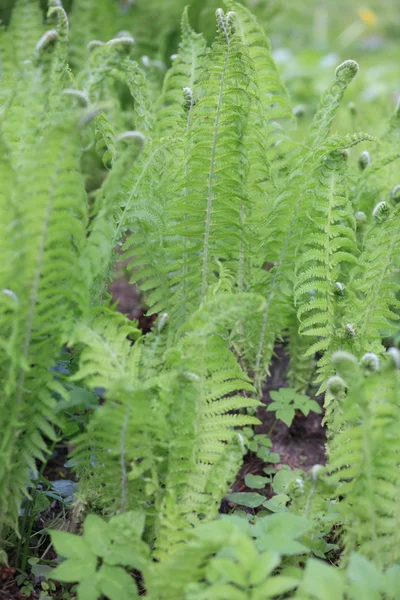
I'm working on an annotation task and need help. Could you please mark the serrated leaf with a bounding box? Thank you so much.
[300,559,344,600]
[51,557,97,583]
[84,514,112,557]
[206,557,248,587]
[276,407,295,427]
[77,577,101,600]
[248,551,281,585]
[254,434,272,447]
[98,565,139,600]
[109,510,146,539]
[51,530,93,561]
[347,553,383,600]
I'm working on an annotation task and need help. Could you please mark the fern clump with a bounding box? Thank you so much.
[329,349,400,568]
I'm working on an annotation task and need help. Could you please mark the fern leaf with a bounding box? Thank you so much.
[155,7,208,137]
[0,115,88,545]
[329,352,400,568]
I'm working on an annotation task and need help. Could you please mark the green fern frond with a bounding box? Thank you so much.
[309,60,359,146]
[225,0,293,123]
[71,291,261,561]
[44,3,73,116]
[155,7,208,137]
[161,9,253,320]
[68,0,122,72]
[329,351,400,568]
[84,133,146,300]
[0,114,88,544]
[295,150,358,361]
[344,204,400,357]
[287,314,315,393]
[122,139,172,315]
[7,0,44,67]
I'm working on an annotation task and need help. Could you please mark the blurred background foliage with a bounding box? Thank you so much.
[0,0,399,138]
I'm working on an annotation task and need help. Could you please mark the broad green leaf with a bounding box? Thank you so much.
[270,389,294,402]
[256,575,299,597]
[51,530,93,561]
[248,551,281,585]
[256,533,307,555]
[105,541,150,571]
[257,447,280,463]
[256,513,312,537]
[273,468,301,494]
[109,510,146,539]
[253,434,272,447]
[268,389,321,425]
[300,559,344,600]
[203,583,247,600]
[298,398,322,415]
[255,514,311,554]
[244,474,270,489]
[84,514,112,557]
[77,577,102,600]
[206,557,248,586]
[51,557,97,583]
[385,565,400,598]
[98,565,139,600]
[275,406,294,427]
[347,553,383,600]
[263,494,289,513]
[228,492,266,508]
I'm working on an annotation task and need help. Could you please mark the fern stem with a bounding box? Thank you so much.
[181,90,195,321]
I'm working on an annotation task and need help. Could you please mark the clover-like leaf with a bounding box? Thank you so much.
[268,388,321,427]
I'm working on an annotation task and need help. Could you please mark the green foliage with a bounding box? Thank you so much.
[51,511,148,598]
[1,0,400,597]
[268,388,322,427]
[328,349,400,568]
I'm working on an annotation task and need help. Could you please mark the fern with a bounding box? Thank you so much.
[7,0,45,68]
[154,7,208,137]
[2,1,400,592]
[248,64,361,389]
[70,291,262,561]
[294,148,358,386]
[342,204,400,358]
[167,9,253,309]
[0,113,88,551]
[328,350,400,568]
